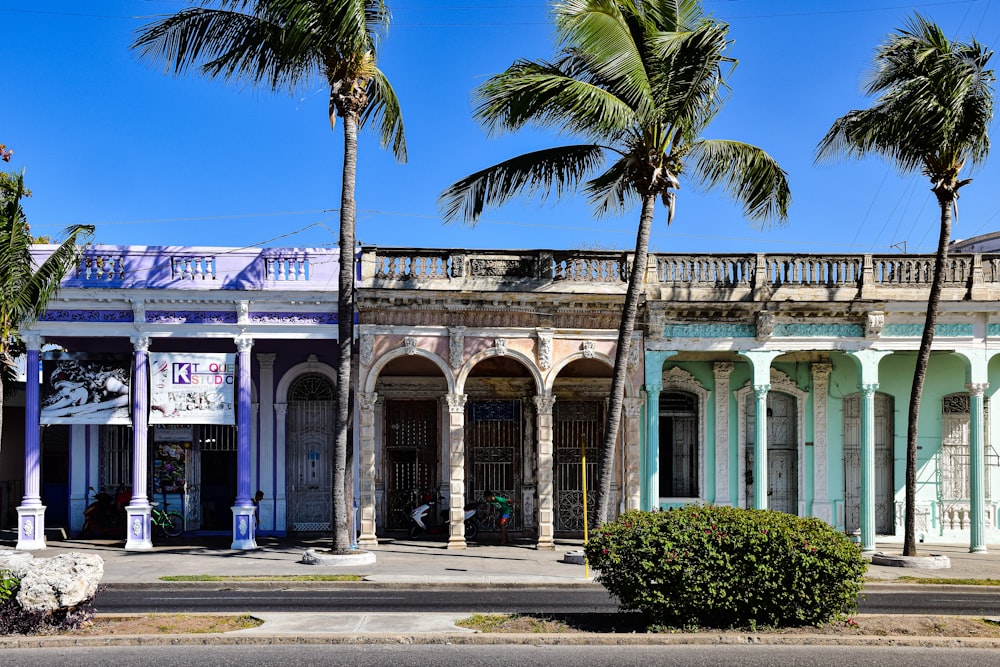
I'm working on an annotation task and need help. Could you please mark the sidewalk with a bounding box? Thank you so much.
[5,533,997,585]
[2,533,1000,643]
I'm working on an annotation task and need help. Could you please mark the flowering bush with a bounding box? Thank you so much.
[584,506,867,629]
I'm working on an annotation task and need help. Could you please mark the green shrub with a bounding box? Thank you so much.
[584,506,867,629]
[0,570,17,604]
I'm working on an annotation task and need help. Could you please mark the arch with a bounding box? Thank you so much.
[659,366,710,502]
[275,354,338,404]
[363,346,455,395]
[735,368,808,513]
[456,347,544,396]
[545,350,622,394]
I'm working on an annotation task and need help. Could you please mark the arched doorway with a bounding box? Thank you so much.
[659,391,699,498]
[286,373,335,532]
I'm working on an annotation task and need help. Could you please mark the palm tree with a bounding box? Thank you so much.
[1,170,94,455]
[132,0,406,553]
[817,15,993,557]
[440,0,790,524]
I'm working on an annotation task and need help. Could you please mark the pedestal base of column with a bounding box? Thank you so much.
[971,544,988,554]
[231,506,257,550]
[534,537,556,551]
[125,504,153,551]
[357,533,379,548]
[15,505,47,551]
[446,535,467,550]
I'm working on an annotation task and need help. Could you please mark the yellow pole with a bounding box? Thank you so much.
[581,434,589,579]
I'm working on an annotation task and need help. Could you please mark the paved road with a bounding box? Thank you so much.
[6,644,1000,667]
[94,586,1000,616]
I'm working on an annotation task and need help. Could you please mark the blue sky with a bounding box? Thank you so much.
[4,0,999,254]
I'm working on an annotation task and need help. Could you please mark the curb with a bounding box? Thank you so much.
[3,631,1000,649]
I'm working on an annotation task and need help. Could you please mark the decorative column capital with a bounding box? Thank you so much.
[130,335,151,352]
[533,394,556,415]
[645,382,662,395]
[359,391,379,412]
[753,384,770,400]
[22,333,43,350]
[256,353,276,370]
[275,403,288,418]
[968,382,989,398]
[446,393,467,413]
[235,336,254,353]
[713,361,734,380]
[860,383,878,397]
[811,362,833,380]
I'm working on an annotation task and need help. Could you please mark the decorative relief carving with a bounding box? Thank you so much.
[866,311,885,338]
[404,337,418,355]
[646,312,665,338]
[494,338,508,356]
[249,312,336,325]
[238,301,250,325]
[360,333,374,367]
[146,310,237,324]
[624,397,642,417]
[131,299,146,324]
[537,329,553,370]
[663,366,704,391]
[449,327,465,369]
[41,309,134,323]
[470,258,533,278]
[627,341,641,372]
[581,340,596,358]
[755,311,775,342]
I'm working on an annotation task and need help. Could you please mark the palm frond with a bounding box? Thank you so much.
[554,0,653,114]
[133,7,315,92]
[361,66,407,162]
[439,145,606,223]
[818,13,994,178]
[584,154,640,217]
[689,139,790,224]
[474,59,636,140]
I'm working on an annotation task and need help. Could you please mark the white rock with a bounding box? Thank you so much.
[14,553,105,613]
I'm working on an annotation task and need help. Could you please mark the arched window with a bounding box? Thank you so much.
[289,374,335,401]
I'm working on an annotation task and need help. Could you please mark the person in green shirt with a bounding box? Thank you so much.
[484,491,512,544]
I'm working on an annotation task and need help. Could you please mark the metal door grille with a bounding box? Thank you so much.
[843,393,895,534]
[100,426,132,490]
[384,400,439,529]
[554,401,602,532]
[287,393,335,532]
[467,399,523,533]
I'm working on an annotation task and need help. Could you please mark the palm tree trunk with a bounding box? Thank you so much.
[595,191,656,525]
[903,190,953,556]
[332,111,359,554]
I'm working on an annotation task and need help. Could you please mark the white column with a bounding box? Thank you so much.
[533,394,555,550]
[274,403,288,533]
[125,335,153,551]
[446,393,469,550]
[969,382,988,553]
[256,353,276,532]
[357,392,379,547]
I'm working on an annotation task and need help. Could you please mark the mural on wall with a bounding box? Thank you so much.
[152,426,191,495]
[149,353,236,425]
[40,353,131,424]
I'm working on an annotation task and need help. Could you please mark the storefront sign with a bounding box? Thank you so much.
[149,352,236,425]
[40,353,131,425]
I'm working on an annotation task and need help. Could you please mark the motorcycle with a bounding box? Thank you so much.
[80,485,130,538]
[408,495,480,540]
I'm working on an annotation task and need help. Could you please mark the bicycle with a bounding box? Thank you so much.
[150,501,185,538]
